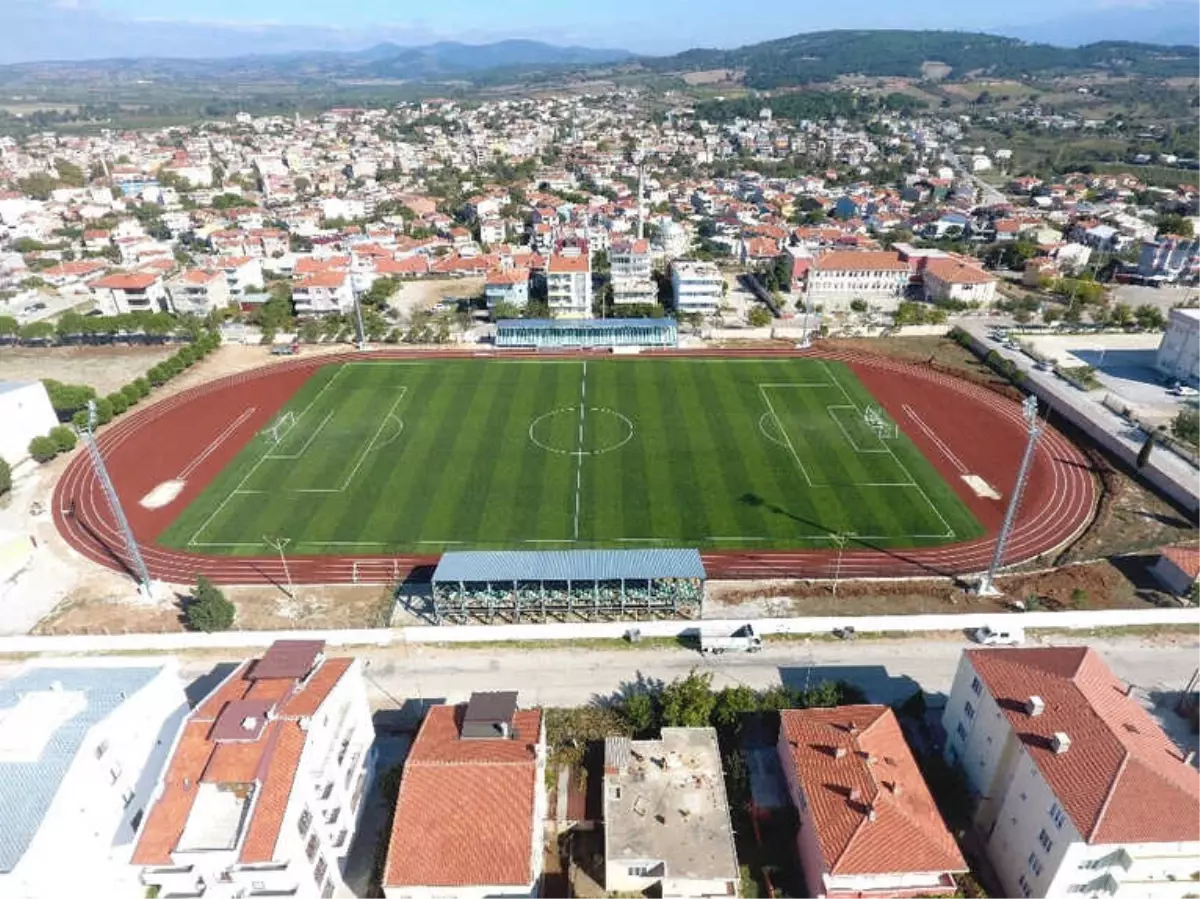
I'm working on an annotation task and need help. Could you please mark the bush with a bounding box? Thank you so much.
[107,392,130,416]
[186,576,235,632]
[133,377,151,398]
[147,365,168,387]
[748,305,773,328]
[72,409,90,431]
[93,397,114,425]
[121,383,141,406]
[28,435,58,463]
[0,458,10,497]
[49,425,77,453]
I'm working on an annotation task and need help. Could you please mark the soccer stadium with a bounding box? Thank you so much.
[54,349,1097,588]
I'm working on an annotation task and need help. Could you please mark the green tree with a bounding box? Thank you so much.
[19,321,55,342]
[186,576,235,632]
[93,397,114,426]
[0,315,18,338]
[42,379,97,421]
[107,392,130,416]
[28,435,58,463]
[712,685,760,734]
[1155,213,1194,238]
[660,669,717,728]
[0,458,10,497]
[621,690,659,737]
[748,305,773,328]
[490,301,522,321]
[49,425,77,453]
[1134,305,1165,330]
[1172,408,1199,446]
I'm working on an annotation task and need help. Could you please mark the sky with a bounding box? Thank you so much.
[4,0,1197,63]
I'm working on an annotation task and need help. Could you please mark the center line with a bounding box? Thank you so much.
[573,361,587,539]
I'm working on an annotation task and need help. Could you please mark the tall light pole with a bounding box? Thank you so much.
[81,400,153,596]
[350,277,367,350]
[831,531,855,598]
[977,395,1043,596]
[263,535,293,598]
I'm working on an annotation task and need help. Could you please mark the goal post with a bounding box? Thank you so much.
[263,411,297,445]
[862,404,898,440]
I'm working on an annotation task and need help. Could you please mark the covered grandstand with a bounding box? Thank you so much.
[429,548,705,623]
[495,317,678,349]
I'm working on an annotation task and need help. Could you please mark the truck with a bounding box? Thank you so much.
[270,340,300,356]
[972,624,1025,646]
[699,624,763,654]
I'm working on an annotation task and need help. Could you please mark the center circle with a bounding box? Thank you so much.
[529,406,635,456]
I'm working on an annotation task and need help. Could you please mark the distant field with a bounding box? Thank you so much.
[158,358,983,556]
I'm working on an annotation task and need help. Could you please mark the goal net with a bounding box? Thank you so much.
[862,405,898,440]
[263,411,297,445]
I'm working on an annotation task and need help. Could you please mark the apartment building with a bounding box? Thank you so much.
[777,706,966,898]
[292,271,355,316]
[0,659,188,899]
[547,248,592,318]
[921,257,998,306]
[670,260,723,315]
[603,728,740,898]
[610,237,656,307]
[485,268,530,310]
[216,256,265,297]
[942,647,1200,899]
[134,641,375,899]
[806,251,910,312]
[166,269,232,315]
[89,272,171,315]
[384,693,546,899]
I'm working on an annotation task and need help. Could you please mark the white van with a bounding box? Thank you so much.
[972,624,1025,646]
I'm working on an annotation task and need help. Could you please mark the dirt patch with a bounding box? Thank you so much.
[0,345,177,395]
[389,276,485,320]
[682,69,743,85]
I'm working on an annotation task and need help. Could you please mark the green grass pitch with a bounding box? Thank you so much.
[158,358,985,555]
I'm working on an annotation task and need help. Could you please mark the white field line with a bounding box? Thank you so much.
[186,366,353,547]
[902,403,968,474]
[265,410,335,460]
[826,405,888,454]
[572,361,587,540]
[820,361,955,538]
[177,407,256,479]
[291,387,408,494]
[758,385,816,488]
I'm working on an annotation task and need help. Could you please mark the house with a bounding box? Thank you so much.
[942,647,1200,899]
[805,251,910,313]
[777,706,966,898]
[603,728,740,898]
[479,218,507,246]
[166,269,231,315]
[1150,545,1199,596]
[1156,308,1200,385]
[134,640,375,899]
[546,248,592,318]
[383,693,545,899]
[485,268,530,310]
[40,259,108,289]
[293,271,355,316]
[670,260,723,315]
[610,237,656,307]
[0,659,188,899]
[922,258,998,306]
[215,256,265,296]
[89,272,170,315]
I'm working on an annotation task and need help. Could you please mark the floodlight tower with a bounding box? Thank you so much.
[976,394,1043,596]
[350,277,367,350]
[81,400,152,595]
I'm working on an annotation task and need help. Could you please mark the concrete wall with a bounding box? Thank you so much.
[2,607,1197,656]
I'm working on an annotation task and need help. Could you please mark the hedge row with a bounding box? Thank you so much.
[28,425,79,464]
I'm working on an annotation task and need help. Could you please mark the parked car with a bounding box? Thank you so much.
[972,624,1025,646]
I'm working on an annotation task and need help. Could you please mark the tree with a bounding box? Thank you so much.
[186,576,235,632]
[712,685,759,733]
[49,425,77,453]
[1155,213,1194,238]
[28,435,58,463]
[93,397,114,426]
[1172,408,1199,446]
[490,301,522,321]
[0,458,9,498]
[748,305,773,328]
[660,669,717,728]
[1133,305,1165,330]
[621,690,659,737]
[42,379,97,422]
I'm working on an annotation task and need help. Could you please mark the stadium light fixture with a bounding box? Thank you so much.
[976,395,1043,596]
[263,535,294,598]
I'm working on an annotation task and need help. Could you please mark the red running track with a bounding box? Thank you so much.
[52,347,1099,586]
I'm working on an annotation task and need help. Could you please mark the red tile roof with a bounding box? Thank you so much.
[923,257,996,285]
[487,268,530,285]
[384,705,542,888]
[91,272,159,290]
[548,253,589,273]
[132,644,353,867]
[294,271,347,290]
[1161,545,1200,580]
[815,250,909,272]
[780,706,966,877]
[968,647,1200,844]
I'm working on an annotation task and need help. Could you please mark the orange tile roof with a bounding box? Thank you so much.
[548,253,589,273]
[384,706,542,888]
[295,255,349,273]
[1161,545,1200,580]
[133,647,353,867]
[91,272,159,290]
[923,257,996,285]
[486,268,530,285]
[294,271,347,289]
[780,706,966,877]
[968,647,1200,844]
[815,250,909,273]
[376,256,429,275]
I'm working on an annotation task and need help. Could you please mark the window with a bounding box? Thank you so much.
[1018,874,1032,897]
[334,828,348,849]
[95,740,109,760]
[628,865,651,877]
[314,857,327,884]
[1038,829,1054,854]
[1028,853,1043,877]
[955,722,968,741]
[1050,802,1067,829]
[964,701,976,721]
[131,809,144,832]
[306,834,320,862]
[122,788,136,808]
[321,879,334,899]
[298,808,312,836]
[109,762,123,785]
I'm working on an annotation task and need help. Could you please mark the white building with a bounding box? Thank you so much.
[0,659,188,899]
[610,237,657,308]
[485,268,530,310]
[384,693,545,899]
[603,728,740,898]
[1156,308,1200,385]
[670,260,723,315]
[657,220,690,260]
[134,640,375,899]
[89,272,171,315]
[0,380,59,467]
[166,269,232,316]
[216,256,265,297]
[942,647,1200,899]
[922,257,998,306]
[292,271,355,316]
[806,250,910,312]
[547,249,592,318]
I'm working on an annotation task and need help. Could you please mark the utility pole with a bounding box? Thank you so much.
[977,395,1043,596]
[263,536,294,598]
[81,400,153,596]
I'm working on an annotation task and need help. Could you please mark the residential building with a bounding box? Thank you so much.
[293,271,355,316]
[485,268,530,310]
[1138,236,1198,284]
[134,640,375,899]
[166,269,232,315]
[610,237,656,307]
[805,251,910,312]
[89,272,171,315]
[942,647,1200,899]
[216,256,265,297]
[546,248,592,318]
[1156,308,1200,385]
[383,692,546,899]
[922,258,998,306]
[0,659,188,899]
[603,728,740,898]
[670,260,723,315]
[777,706,966,898]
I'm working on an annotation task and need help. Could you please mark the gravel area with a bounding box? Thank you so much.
[0,346,176,395]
